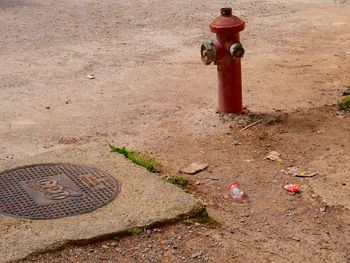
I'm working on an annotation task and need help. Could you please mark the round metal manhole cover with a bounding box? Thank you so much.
[0,163,120,220]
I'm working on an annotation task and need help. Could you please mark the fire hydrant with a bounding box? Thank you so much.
[201,7,245,113]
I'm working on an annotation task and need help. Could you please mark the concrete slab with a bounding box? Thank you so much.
[0,144,202,263]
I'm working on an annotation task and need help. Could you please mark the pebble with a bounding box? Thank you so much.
[181,163,209,175]
[191,252,203,259]
[292,236,301,241]
[86,74,95,79]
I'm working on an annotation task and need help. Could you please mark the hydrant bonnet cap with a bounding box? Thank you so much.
[210,7,245,33]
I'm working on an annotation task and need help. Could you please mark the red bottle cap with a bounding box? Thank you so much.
[228,181,240,190]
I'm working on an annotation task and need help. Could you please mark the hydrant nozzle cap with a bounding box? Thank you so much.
[210,7,245,33]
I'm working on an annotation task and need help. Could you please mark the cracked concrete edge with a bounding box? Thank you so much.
[9,203,204,263]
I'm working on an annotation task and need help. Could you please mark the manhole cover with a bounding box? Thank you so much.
[0,163,120,220]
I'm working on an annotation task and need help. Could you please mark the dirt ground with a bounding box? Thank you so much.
[1,0,350,262]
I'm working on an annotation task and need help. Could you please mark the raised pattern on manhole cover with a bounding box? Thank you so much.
[0,163,120,220]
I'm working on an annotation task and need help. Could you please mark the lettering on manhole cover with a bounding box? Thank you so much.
[0,163,120,220]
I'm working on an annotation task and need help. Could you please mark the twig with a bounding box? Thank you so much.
[239,119,263,132]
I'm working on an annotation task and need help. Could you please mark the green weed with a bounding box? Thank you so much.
[265,115,285,125]
[258,131,269,140]
[127,227,143,235]
[196,208,220,227]
[166,176,189,189]
[109,144,160,173]
[338,96,350,111]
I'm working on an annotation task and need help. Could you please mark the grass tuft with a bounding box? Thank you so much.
[196,208,220,227]
[127,227,143,236]
[265,115,285,125]
[166,176,189,189]
[338,96,350,111]
[109,144,160,173]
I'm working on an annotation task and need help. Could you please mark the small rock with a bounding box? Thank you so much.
[286,167,299,176]
[233,140,242,146]
[181,163,209,175]
[292,236,301,241]
[320,207,327,212]
[86,74,95,79]
[191,252,203,259]
[195,181,201,185]
[45,106,50,110]
[265,151,283,163]
[101,245,109,249]
[341,86,350,96]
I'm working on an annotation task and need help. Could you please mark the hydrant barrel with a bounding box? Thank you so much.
[218,54,243,113]
[202,7,245,113]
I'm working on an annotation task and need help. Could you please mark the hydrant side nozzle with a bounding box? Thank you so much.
[229,43,245,58]
[201,41,216,65]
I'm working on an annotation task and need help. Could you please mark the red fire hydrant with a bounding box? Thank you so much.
[201,7,245,113]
